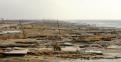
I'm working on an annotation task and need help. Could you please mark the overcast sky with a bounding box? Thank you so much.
[0,0,121,20]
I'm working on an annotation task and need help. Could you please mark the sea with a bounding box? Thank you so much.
[70,20,121,28]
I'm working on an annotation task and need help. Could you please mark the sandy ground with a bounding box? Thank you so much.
[0,48,121,62]
[1,56,121,62]
[57,59,121,62]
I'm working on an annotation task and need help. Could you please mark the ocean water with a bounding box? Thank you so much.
[71,20,121,28]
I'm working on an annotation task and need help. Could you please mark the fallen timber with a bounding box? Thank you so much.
[0,48,28,57]
[0,44,36,48]
[52,51,104,59]
[28,48,121,60]
[28,49,105,59]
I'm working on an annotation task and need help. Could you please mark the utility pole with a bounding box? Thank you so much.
[18,20,26,39]
[57,20,61,38]
[1,18,5,24]
[52,19,62,51]
[1,18,6,30]
[1,18,7,40]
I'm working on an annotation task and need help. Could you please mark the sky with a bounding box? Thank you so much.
[0,0,121,20]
